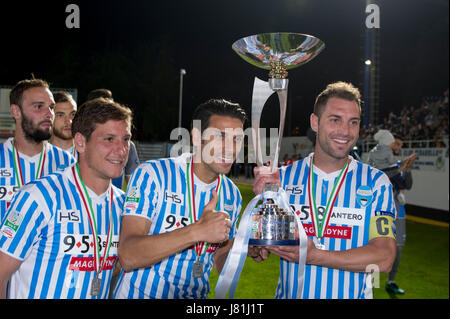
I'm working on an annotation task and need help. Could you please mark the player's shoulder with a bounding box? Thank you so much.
[46,142,76,165]
[137,155,175,171]
[111,183,126,201]
[222,174,240,190]
[0,140,7,152]
[23,165,72,191]
[355,159,392,187]
[0,138,13,154]
[46,142,69,155]
[279,156,308,176]
[221,174,243,202]
[15,171,68,215]
[137,153,190,176]
[356,158,384,175]
[128,156,181,190]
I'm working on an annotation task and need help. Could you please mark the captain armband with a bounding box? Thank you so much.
[369,212,396,240]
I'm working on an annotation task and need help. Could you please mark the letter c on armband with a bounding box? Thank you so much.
[369,213,396,241]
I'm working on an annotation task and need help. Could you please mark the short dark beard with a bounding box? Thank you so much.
[53,126,73,141]
[21,112,52,144]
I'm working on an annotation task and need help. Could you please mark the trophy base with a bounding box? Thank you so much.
[248,238,299,246]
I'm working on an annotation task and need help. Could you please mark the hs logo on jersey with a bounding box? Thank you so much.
[0,168,12,177]
[165,191,184,205]
[285,185,303,195]
[58,210,81,223]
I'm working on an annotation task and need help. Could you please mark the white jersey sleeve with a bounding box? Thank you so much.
[122,162,161,220]
[0,168,125,299]
[0,183,51,260]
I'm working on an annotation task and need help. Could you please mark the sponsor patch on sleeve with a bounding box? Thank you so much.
[1,210,23,239]
[125,186,140,211]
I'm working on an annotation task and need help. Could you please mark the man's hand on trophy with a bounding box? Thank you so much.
[248,246,270,262]
[195,191,232,243]
[253,161,281,195]
[267,238,316,263]
[267,245,298,262]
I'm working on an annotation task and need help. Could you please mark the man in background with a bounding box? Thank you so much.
[367,129,417,295]
[0,79,75,222]
[49,91,77,155]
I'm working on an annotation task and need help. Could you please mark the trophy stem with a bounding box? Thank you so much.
[270,86,288,172]
[251,77,274,167]
[251,78,288,172]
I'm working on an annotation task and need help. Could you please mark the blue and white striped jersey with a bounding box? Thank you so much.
[277,153,396,299]
[114,153,242,299]
[0,165,125,299]
[1,138,76,222]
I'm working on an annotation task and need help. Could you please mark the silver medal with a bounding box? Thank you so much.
[91,277,102,296]
[193,261,203,278]
[315,243,326,250]
[313,238,326,250]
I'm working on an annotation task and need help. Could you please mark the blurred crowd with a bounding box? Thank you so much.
[360,89,449,148]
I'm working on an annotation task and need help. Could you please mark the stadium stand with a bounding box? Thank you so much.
[359,89,449,150]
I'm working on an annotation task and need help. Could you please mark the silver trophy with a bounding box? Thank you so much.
[232,33,325,246]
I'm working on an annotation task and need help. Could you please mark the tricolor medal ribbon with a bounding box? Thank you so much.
[72,164,114,296]
[186,155,223,277]
[307,156,350,249]
[12,138,46,188]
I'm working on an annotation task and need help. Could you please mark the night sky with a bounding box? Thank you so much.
[0,0,448,141]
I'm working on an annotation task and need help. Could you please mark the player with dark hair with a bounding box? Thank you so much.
[114,98,246,299]
[49,91,77,154]
[86,88,140,190]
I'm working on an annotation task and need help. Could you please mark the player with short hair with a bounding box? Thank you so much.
[85,88,140,190]
[114,98,247,299]
[0,97,133,299]
[251,82,397,299]
[0,79,76,222]
[49,91,77,155]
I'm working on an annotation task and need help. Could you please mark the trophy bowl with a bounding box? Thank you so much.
[232,32,325,72]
